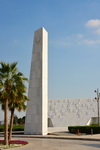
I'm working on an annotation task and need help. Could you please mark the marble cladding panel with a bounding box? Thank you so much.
[48,98,98,127]
[25,28,48,135]
[25,114,31,124]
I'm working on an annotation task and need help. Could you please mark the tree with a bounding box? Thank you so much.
[8,100,28,140]
[18,118,22,124]
[17,116,26,125]
[13,115,18,124]
[21,116,26,124]
[0,62,18,145]
[0,100,28,140]
[0,62,29,141]
[8,71,28,140]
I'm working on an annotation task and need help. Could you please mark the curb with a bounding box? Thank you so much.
[10,135,100,142]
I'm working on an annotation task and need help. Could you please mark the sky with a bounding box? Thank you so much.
[0,0,100,119]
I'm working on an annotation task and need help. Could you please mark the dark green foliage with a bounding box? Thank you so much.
[12,124,24,131]
[90,123,99,127]
[17,116,26,124]
[13,115,18,124]
[0,125,4,132]
[0,124,24,132]
[18,118,22,124]
[68,125,100,134]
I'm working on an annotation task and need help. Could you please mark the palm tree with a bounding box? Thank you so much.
[0,62,18,145]
[0,97,28,140]
[8,97,28,140]
[8,71,29,140]
[0,62,29,143]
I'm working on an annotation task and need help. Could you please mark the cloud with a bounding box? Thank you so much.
[86,19,100,35]
[75,34,84,39]
[95,28,100,34]
[83,39,100,45]
[86,19,100,27]
[50,34,84,47]
[50,33,100,48]
[50,39,71,47]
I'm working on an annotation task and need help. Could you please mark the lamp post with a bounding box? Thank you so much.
[94,88,100,126]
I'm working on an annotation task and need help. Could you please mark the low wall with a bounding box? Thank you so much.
[48,98,98,127]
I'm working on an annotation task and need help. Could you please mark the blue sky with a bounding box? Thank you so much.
[0,0,100,105]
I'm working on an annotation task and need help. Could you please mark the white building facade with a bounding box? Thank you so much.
[48,98,98,127]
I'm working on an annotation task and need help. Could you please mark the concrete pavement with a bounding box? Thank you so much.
[6,138,100,150]
[10,132,100,142]
[1,128,100,150]
[0,127,100,142]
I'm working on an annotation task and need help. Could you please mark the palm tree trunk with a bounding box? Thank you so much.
[8,108,14,140]
[4,98,8,145]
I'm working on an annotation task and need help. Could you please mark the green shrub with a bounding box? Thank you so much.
[0,125,4,132]
[90,123,99,127]
[12,125,24,131]
[0,124,24,132]
[68,125,100,134]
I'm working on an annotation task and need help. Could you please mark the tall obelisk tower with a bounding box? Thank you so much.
[24,27,48,135]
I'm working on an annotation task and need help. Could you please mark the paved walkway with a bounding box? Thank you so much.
[1,127,100,141]
[9,132,100,150]
[10,132,100,141]
[15,127,100,141]
[1,128,100,150]
[5,137,100,150]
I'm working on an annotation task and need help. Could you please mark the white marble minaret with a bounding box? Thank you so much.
[24,27,48,135]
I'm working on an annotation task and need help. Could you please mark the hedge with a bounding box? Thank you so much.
[0,125,24,132]
[12,125,24,131]
[0,125,4,132]
[68,126,100,134]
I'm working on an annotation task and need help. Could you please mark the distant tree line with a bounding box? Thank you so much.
[13,115,26,125]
